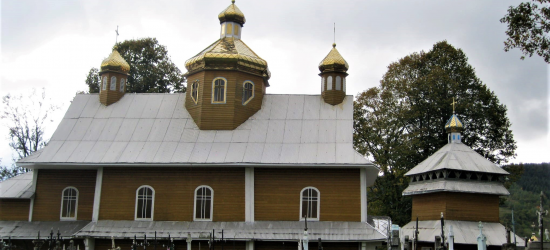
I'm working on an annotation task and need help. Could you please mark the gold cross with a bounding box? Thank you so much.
[451,97,457,113]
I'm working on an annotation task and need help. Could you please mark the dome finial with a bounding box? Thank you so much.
[451,97,457,114]
[445,97,464,135]
[232,0,235,3]
[332,43,336,48]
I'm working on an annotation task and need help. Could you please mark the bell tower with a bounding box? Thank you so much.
[99,46,130,106]
[319,43,348,105]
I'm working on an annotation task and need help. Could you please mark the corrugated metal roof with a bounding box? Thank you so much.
[402,179,509,196]
[401,220,525,246]
[19,94,374,167]
[0,221,90,239]
[0,171,34,199]
[405,143,508,176]
[74,220,386,241]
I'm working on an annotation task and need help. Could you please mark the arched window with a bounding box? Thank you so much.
[336,76,342,90]
[110,76,117,90]
[102,76,107,90]
[212,77,227,103]
[60,187,78,220]
[327,76,333,90]
[300,187,319,220]
[243,81,254,105]
[120,78,125,92]
[191,80,199,104]
[194,185,213,221]
[135,185,155,220]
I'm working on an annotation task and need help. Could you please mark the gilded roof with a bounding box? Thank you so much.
[445,114,463,132]
[185,37,270,80]
[100,48,130,73]
[218,0,246,25]
[319,43,349,73]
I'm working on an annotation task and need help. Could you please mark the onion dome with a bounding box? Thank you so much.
[319,43,349,73]
[218,0,246,26]
[100,47,130,74]
[445,114,464,133]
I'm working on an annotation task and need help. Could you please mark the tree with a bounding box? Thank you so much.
[85,38,186,93]
[354,41,517,226]
[500,0,550,63]
[1,88,59,180]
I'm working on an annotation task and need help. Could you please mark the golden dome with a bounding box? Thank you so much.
[218,0,246,26]
[185,37,270,81]
[445,114,464,133]
[319,43,349,73]
[100,47,130,74]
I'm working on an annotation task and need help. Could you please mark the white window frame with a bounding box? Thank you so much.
[60,186,78,221]
[242,80,254,105]
[299,186,320,221]
[135,185,155,221]
[102,76,107,90]
[327,76,333,90]
[120,78,125,92]
[211,77,227,104]
[110,76,117,90]
[194,185,214,221]
[191,79,200,104]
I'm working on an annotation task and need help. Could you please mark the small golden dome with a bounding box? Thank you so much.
[218,0,246,26]
[100,47,130,74]
[445,114,464,133]
[319,43,349,73]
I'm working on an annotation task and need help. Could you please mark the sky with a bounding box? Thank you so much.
[1,0,548,165]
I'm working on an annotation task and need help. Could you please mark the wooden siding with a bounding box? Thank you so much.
[320,72,346,105]
[99,168,245,221]
[411,192,500,222]
[99,71,127,106]
[185,70,264,130]
[0,199,30,221]
[32,169,96,221]
[255,169,361,221]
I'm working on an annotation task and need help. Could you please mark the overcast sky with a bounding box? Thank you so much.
[1,0,548,165]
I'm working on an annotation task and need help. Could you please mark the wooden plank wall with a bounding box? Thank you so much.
[32,169,97,221]
[0,199,30,221]
[412,192,500,222]
[255,168,361,221]
[99,168,245,221]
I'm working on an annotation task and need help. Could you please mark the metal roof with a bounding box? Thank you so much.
[0,171,34,199]
[18,94,374,169]
[0,221,90,239]
[74,220,387,242]
[405,143,508,176]
[401,220,525,246]
[402,179,509,196]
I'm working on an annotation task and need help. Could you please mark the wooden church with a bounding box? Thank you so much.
[400,112,524,250]
[0,1,386,250]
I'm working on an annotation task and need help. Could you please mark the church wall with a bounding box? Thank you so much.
[0,199,30,220]
[411,192,500,222]
[32,169,97,221]
[99,167,245,221]
[254,168,361,221]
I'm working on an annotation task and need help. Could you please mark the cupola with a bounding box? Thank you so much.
[319,43,348,105]
[99,46,130,106]
[445,113,463,143]
[184,0,270,130]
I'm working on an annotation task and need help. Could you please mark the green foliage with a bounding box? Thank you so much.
[85,67,100,93]
[500,0,550,63]
[354,41,517,226]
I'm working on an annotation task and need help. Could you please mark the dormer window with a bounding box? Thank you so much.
[243,81,254,105]
[110,76,117,90]
[191,80,199,104]
[212,77,227,103]
[120,78,125,92]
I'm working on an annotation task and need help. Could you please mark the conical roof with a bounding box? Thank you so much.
[445,114,463,132]
[319,43,349,73]
[218,0,246,26]
[100,47,130,73]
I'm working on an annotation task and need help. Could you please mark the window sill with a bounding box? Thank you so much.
[60,217,77,221]
[135,218,154,221]
[194,218,213,222]
[299,218,319,221]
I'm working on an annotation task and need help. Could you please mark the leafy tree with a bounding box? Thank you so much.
[1,88,59,180]
[355,41,517,226]
[85,38,186,93]
[500,0,550,63]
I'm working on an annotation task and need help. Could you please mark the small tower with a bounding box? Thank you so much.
[445,113,463,143]
[99,46,130,106]
[319,43,349,105]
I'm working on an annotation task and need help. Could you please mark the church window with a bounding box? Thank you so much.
[336,76,342,90]
[191,79,199,104]
[120,78,125,92]
[234,25,240,36]
[212,77,227,103]
[102,76,107,90]
[321,78,325,92]
[300,187,319,220]
[110,76,117,90]
[226,23,233,36]
[343,78,346,92]
[243,81,254,105]
[327,76,333,90]
[194,185,213,221]
[135,185,154,221]
[61,187,78,220]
